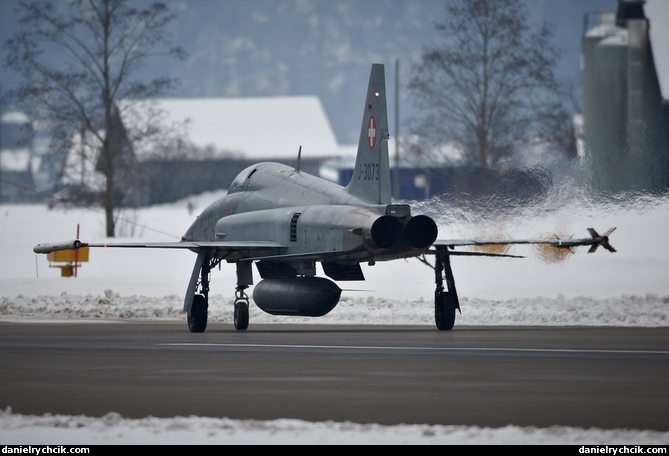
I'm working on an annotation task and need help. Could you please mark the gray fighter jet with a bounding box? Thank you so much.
[34,64,616,332]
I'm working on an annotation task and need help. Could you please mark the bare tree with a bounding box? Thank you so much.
[408,0,572,177]
[4,0,186,236]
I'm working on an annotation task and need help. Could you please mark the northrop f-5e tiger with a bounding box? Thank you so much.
[34,64,616,332]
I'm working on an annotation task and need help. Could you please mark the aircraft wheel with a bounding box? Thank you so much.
[435,291,456,331]
[234,299,249,331]
[188,294,208,333]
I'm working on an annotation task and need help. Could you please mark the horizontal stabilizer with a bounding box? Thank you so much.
[425,249,524,259]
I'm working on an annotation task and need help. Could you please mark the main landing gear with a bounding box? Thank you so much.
[430,246,461,331]
[187,253,212,333]
[188,293,208,333]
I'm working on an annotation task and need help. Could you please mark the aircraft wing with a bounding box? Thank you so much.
[34,227,616,260]
[33,239,286,254]
[433,227,617,254]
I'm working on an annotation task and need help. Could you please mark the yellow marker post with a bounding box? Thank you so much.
[45,224,90,277]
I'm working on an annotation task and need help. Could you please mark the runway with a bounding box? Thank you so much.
[1,320,668,431]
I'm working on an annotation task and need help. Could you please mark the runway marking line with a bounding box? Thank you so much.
[159,343,669,355]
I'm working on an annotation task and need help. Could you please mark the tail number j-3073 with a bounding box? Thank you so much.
[357,162,379,181]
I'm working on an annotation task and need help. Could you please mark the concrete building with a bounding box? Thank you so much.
[582,0,669,193]
[0,110,39,203]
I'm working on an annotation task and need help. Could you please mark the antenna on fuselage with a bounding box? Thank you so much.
[295,145,302,173]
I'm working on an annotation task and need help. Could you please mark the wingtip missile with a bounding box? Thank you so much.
[586,227,617,253]
[33,239,87,254]
[545,227,616,253]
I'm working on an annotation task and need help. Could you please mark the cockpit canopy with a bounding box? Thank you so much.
[229,165,258,193]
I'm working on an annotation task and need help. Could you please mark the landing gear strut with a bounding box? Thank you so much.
[188,294,208,333]
[187,255,211,333]
[234,286,250,330]
[232,261,253,331]
[433,246,461,331]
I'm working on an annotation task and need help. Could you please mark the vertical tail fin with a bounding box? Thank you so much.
[345,63,391,205]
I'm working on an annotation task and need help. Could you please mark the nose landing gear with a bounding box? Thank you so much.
[234,286,250,331]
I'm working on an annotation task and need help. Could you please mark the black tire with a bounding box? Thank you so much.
[435,291,456,331]
[234,300,249,331]
[188,294,208,333]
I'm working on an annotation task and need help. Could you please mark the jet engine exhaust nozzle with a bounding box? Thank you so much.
[403,215,438,249]
[369,215,404,249]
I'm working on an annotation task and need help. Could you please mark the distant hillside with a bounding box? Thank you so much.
[0,0,617,144]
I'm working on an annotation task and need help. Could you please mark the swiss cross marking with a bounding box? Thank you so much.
[367,115,376,150]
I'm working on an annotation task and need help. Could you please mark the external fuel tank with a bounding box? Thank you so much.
[253,277,342,317]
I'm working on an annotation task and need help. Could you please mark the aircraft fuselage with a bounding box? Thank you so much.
[182,162,438,265]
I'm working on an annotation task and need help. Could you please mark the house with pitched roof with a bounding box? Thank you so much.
[53,96,349,206]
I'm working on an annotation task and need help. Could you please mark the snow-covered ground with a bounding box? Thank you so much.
[1,188,668,444]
